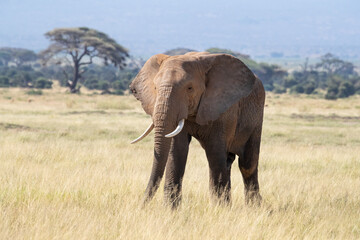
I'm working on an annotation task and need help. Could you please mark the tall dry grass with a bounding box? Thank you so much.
[0,88,359,239]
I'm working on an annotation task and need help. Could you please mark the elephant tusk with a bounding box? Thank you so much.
[165,119,185,138]
[131,123,154,144]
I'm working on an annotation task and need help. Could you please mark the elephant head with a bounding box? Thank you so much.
[129,52,256,202]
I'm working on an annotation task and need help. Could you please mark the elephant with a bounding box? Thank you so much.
[129,52,265,208]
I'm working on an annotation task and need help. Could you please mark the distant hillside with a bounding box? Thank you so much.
[206,48,250,59]
[163,48,197,56]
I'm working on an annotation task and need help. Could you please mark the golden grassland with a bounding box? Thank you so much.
[0,86,359,239]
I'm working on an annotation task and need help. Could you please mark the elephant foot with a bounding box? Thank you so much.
[245,191,262,206]
[210,185,232,206]
[164,185,182,209]
[141,188,158,208]
[164,197,181,209]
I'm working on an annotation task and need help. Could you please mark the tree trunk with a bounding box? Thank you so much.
[70,61,80,93]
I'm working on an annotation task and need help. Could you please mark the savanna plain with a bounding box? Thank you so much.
[0,86,360,240]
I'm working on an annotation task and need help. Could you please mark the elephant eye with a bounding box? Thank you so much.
[187,86,193,91]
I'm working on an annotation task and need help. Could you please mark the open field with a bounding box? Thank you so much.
[0,87,360,239]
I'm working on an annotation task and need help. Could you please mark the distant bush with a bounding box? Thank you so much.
[34,77,52,89]
[0,65,47,88]
[283,76,297,88]
[273,85,286,94]
[0,76,9,87]
[114,89,124,95]
[290,85,304,94]
[98,81,110,91]
[325,91,337,100]
[303,82,316,94]
[337,81,355,98]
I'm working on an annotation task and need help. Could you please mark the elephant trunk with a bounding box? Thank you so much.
[143,86,176,202]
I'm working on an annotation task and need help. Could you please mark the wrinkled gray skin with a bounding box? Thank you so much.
[129,52,265,208]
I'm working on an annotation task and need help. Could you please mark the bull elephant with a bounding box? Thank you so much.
[129,52,265,208]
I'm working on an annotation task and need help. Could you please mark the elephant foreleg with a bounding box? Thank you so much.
[164,132,191,208]
[239,126,262,206]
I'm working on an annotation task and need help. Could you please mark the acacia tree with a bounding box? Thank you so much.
[315,53,356,77]
[40,27,129,93]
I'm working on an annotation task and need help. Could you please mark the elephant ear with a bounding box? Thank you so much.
[195,54,256,125]
[129,54,169,115]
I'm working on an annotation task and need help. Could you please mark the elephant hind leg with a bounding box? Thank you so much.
[205,147,233,204]
[238,126,262,206]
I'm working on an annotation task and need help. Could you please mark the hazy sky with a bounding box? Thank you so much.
[1,0,359,57]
